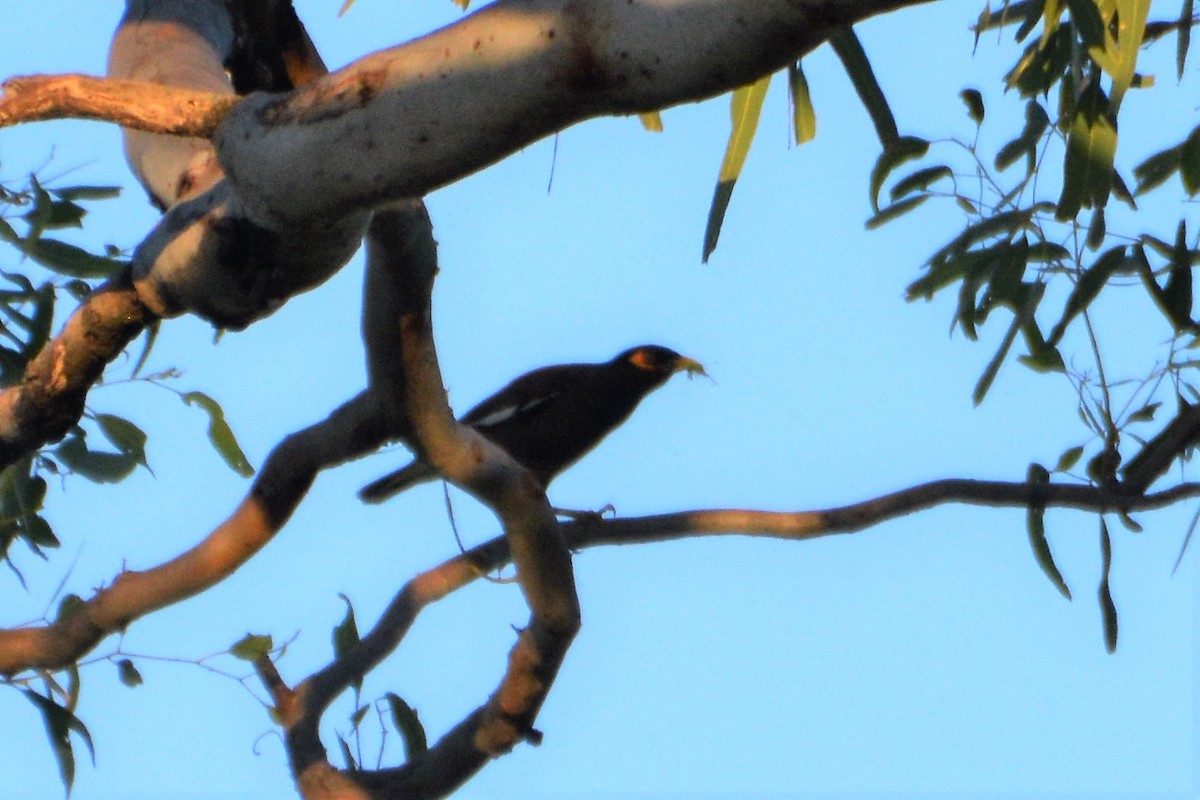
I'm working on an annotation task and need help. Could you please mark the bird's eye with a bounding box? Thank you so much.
[628,349,656,371]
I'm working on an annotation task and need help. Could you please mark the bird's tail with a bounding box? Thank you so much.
[358,461,438,504]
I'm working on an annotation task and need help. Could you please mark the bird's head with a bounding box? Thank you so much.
[620,345,708,381]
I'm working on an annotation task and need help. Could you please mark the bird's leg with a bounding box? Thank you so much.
[553,504,615,553]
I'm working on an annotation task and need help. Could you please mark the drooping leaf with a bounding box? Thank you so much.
[337,735,357,770]
[701,75,771,263]
[1047,245,1128,345]
[1163,219,1195,331]
[1056,84,1116,222]
[131,320,160,379]
[333,594,363,692]
[1066,0,1107,47]
[230,633,273,661]
[788,61,817,144]
[868,136,929,212]
[1179,0,1195,78]
[22,689,95,794]
[974,314,1021,405]
[181,391,255,477]
[638,112,664,133]
[385,693,428,762]
[1102,0,1151,112]
[865,195,929,230]
[117,659,144,688]
[829,27,898,148]
[960,88,985,125]
[1026,463,1072,600]
[1098,519,1119,653]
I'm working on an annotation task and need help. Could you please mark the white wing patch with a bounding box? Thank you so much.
[474,392,559,428]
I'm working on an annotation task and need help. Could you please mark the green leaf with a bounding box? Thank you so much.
[1047,245,1128,345]
[230,633,273,661]
[1181,125,1200,195]
[18,238,125,279]
[56,594,85,622]
[974,314,1021,405]
[1126,402,1161,423]
[337,735,357,770]
[332,594,360,659]
[864,195,929,230]
[1104,0,1151,112]
[131,320,160,379]
[50,185,121,202]
[94,414,149,469]
[54,432,138,484]
[996,101,1050,173]
[868,136,929,212]
[1133,141,1183,194]
[829,27,898,148]
[702,75,771,263]
[1056,85,1116,222]
[638,112,663,133]
[1179,0,1195,79]
[181,391,255,477]
[22,689,95,795]
[1066,0,1107,47]
[385,693,428,762]
[788,61,817,144]
[890,166,953,202]
[332,594,363,692]
[1163,219,1195,330]
[117,658,144,688]
[1098,519,1118,653]
[960,88,985,125]
[1055,445,1085,473]
[25,199,85,231]
[1026,463,1072,600]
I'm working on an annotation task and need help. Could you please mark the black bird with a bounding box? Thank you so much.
[359,345,706,503]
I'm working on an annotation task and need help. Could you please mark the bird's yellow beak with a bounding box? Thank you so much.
[674,356,708,380]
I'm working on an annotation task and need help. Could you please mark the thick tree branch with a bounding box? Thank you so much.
[219,0,934,226]
[0,273,155,467]
[0,390,388,676]
[0,74,235,136]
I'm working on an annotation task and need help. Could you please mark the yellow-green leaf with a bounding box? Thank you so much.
[638,112,664,133]
[1056,88,1117,221]
[788,62,817,144]
[702,75,771,262]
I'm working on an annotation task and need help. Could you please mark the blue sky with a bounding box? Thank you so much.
[0,1,1196,798]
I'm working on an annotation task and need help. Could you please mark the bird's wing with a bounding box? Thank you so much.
[460,363,585,431]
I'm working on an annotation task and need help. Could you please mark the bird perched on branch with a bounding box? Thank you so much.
[359,345,707,503]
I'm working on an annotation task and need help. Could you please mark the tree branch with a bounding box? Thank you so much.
[0,74,235,136]
[0,390,388,676]
[255,474,1199,799]
[0,273,155,468]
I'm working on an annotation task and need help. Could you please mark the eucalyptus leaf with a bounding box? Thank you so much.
[181,391,255,477]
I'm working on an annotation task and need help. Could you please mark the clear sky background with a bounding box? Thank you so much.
[0,1,1196,798]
